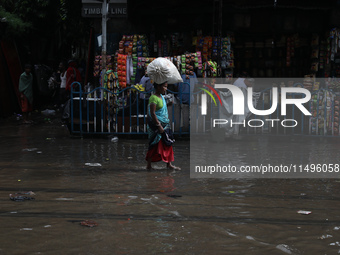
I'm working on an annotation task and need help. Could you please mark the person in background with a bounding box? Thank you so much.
[145,81,181,171]
[233,71,252,89]
[50,62,62,108]
[58,61,67,107]
[139,68,154,114]
[65,59,82,98]
[19,64,33,124]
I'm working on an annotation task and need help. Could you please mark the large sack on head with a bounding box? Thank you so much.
[147,57,183,84]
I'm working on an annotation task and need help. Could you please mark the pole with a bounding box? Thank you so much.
[101,0,107,99]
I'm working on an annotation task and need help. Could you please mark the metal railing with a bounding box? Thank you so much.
[70,82,191,136]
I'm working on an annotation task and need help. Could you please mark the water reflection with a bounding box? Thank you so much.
[1,122,340,253]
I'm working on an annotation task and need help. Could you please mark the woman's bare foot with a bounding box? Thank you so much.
[167,163,181,171]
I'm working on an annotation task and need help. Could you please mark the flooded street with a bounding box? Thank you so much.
[1,117,340,254]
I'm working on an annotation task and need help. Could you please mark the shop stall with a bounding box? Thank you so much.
[70,25,340,136]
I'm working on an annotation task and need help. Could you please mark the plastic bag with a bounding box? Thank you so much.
[147,57,183,84]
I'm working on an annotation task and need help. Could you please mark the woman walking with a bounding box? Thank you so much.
[145,81,181,171]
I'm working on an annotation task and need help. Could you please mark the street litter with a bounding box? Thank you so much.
[22,148,38,152]
[80,220,98,228]
[10,191,35,201]
[41,109,55,116]
[10,194,35,201]
[85,163,102,167]
[318,234,333,239]
[297,210,312,215]
[111,136,119,142]
[15,191,35,195]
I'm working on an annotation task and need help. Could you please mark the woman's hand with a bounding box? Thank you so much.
[158,125,164,133]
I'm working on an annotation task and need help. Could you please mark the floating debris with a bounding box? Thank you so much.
[111,137,119,142]
[80,220,98,228]
[276,244,296,254]
[10,194,35,201]
[22,148,38,152]
[85,163,102,167]
[15,191,35,196]
[297,210,312,215]
[319,234,333,240]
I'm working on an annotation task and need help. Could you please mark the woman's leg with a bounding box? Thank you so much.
[146,157,152,170]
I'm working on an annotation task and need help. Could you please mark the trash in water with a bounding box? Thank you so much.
[80,220,98,228]
[55,198,74,201]
[22,148,38,152]
[128,157,133,159]
[10,194,35,201]
[41,109,56,116]
[276,244,295,254]
[20,228,33,231]
[44,225,52,228]
[36,151,42,154]
[85,163,102,167]
[167,194,182,198]
[15,191,35,196]
[228,191,235,194]
[318,234,333,239]
[111,137,119,142]
[297,210,312,215]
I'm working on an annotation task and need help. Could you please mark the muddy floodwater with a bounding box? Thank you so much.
[1,117,340,255]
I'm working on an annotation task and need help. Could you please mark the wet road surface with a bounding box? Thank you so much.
[1,116,340,254]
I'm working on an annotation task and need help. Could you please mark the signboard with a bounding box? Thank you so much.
[82,0,127,18]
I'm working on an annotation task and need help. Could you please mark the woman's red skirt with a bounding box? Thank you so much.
[145,139,174,163]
